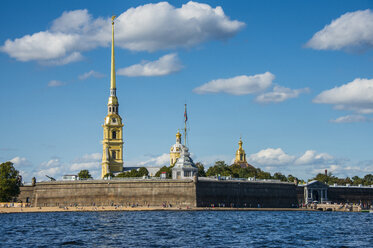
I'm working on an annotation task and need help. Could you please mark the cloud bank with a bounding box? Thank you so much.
[256,86,310,103]
[1,2,244,64]
[194,72,309,103]
[314,78,373,114]
[306,9,373,51]
[79,70,105,80]
[330,115,372,123]
[47,80,65,87]
[117,53,182,76]
[193,72,274,95]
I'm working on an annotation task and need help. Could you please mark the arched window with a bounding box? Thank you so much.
[112,131,117,139]
[111,150,116,159]
[109,107,112,112]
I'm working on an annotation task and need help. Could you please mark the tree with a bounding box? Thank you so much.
[352,176,363,186]
[273,172,287,182]
[103,172,114,179]
[117,167,149,178]
[78,170,92,179]
[287,174,298,183]
[195,162,206,177]
[363,174,373,186]
[206,161,231,177]
[0,162,22,202]
[155,166,172,178]
[138,167,149,177]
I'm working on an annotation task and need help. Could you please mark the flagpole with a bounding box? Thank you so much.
[184,104,187,147]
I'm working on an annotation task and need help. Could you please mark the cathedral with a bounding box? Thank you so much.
[99,17,250,179]
[101,16,124,178]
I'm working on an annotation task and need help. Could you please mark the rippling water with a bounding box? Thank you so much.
[1,211,372,247]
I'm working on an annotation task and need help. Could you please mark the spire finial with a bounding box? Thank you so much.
[110,15,116,93]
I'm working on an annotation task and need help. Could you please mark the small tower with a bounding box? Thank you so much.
[170,130,184,166]
[234,138,251,168]
[101,16,124,178]
[172,104,198,179]
[172,147,198,179]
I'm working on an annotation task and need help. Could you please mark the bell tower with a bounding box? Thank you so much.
[102,16,124,178]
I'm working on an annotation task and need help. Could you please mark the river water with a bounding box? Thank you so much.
[1,211,372,247]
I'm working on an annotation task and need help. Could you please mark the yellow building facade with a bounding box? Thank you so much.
[170,130,184,166]
[102,16,124,178]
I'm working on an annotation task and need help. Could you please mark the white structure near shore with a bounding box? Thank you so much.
[172,147,198,179]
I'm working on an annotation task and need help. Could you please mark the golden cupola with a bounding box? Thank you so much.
[234,138,251,168]
[170,130,184,166]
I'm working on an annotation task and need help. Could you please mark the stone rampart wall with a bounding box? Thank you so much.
[196,179,298,208]
[21,180,197,207]
[328,187,373,204]
[18,186,34,203]
[19,180,373,208]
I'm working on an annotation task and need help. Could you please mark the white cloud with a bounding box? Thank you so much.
[10,157,32,168]
[295,150,333,165]
[70,153,101,171]
[313,78,373,114]
[48,80,65,87]
[114,1,245,51]
[1,2,244,64]
[312,164,340,175]
[330,115,371,123]
[255,86,310,103]
[306,9,373,51]
[138,153,169,167]
[36,167,63,180]
[248,148,296,166]
[193,72,274,95]
[79,70,105,80]
[37,158,65,180]
[45,52,83,66]
[41,158,62,168]
[117,53,182,77]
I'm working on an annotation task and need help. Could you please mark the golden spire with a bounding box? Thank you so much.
[238,137,243,149]
[176,130,182,143]
[110,15,116,91]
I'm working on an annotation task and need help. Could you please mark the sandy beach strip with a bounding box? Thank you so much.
[0,206,314,214]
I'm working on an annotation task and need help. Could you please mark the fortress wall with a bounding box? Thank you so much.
[296,186,305,205]
[30,180,197,207]
[196,180,298,208]
[18,186,34,203]
[21,180,373,208]
[328,187,373,204]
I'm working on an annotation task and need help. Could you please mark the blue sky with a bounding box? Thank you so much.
[1,0,373,181]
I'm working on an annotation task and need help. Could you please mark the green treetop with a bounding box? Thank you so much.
[78,170,93,179]
[0,161,22,202]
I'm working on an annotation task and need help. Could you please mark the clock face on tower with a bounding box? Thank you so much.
[112,118,116,123]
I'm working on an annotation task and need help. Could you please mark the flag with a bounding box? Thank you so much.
[184,108,188,122]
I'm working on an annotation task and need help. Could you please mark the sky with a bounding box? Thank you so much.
[1,0,373,181]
